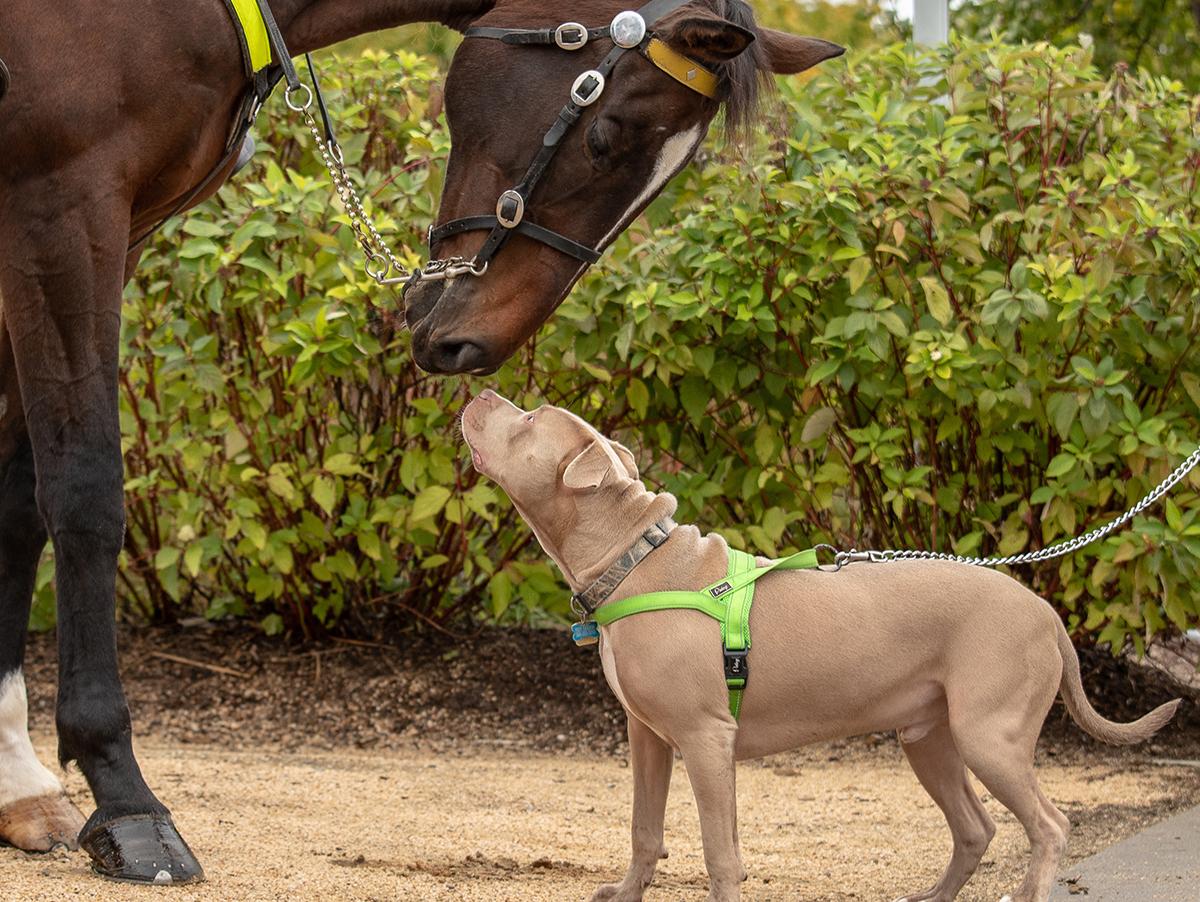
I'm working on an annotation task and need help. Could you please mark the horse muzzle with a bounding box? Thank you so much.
[404,278,502,376]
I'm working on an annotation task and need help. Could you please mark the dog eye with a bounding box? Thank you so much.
[524,413,535,423]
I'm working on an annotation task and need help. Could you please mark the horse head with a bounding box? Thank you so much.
[403,0,843,374]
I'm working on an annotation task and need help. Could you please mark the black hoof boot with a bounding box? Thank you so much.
[80,813,204,885]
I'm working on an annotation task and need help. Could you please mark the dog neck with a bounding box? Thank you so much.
[559,488,679,595]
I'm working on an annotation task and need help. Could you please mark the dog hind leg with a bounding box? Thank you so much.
[951,715,1067,902]
[893,720,995,902]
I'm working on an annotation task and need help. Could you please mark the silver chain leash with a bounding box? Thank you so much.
[834,445,1200,570]
[286,85,487,287]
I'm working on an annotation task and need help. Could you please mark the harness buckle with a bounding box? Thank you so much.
[496,190,526,229]
[571,70,606,106]
[723,647,749,684]
[555,22,589,50]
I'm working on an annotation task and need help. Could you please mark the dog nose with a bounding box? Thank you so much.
[423,336,491,374]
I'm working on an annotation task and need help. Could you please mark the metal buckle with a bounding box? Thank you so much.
[496,190,525,229]
[571,70,606,106]
[555,22,589,50]
[610,11,647,48]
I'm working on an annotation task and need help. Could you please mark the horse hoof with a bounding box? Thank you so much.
[0,793,87,852]
[80,813,204,884]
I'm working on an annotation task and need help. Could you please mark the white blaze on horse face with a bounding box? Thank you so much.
[0,671,63,807]
[598,124,704,250]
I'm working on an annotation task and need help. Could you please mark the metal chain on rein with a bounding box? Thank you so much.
[832,444,1200,570]
[286,85,486,288]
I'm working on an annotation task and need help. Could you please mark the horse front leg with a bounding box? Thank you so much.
[0,316,87,852]
[0,200,202,884]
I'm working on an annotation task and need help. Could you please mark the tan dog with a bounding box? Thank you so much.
[460,390,1180,902]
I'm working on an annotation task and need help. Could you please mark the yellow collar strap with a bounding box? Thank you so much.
[226,0,273,74]
[644,38,720,99]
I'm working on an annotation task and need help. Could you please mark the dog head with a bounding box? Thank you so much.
[461,389,673,585]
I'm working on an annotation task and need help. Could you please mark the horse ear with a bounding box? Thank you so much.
[609,440,640,480]
[756,29,845,75]
[563,440,615,490]
[661,13,756,64]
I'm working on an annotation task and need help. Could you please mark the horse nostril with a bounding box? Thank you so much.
[429,337,490,374]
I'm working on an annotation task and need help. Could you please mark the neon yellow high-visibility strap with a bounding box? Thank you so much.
[589,548,820,719]
[230,0,273,73]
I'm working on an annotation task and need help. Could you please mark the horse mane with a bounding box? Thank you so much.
[705,0,771,141]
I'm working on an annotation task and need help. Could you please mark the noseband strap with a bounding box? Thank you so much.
[425,0,722,283]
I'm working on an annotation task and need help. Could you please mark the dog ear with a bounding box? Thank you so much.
[757,29,845,75]
[563,440,615,490]
[608,440,640,480]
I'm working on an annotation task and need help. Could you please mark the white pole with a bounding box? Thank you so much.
[913,0,950,45]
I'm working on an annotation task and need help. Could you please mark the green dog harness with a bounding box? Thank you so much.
[589,547,820,719]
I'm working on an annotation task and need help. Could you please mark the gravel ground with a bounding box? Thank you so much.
[6,626,1198,900]
[1,738,1197,901]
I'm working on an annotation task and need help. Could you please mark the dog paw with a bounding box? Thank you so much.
[590,884,641,902]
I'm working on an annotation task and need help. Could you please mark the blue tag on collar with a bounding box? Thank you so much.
[571,621,600,646]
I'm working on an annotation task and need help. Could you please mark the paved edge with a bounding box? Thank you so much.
[1050,804,1200,901]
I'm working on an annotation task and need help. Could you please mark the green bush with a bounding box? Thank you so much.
[32,37,1200,652]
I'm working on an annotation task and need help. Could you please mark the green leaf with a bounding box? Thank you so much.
[411,485,452,521]
[918,277,953,325]
[800,407,837,443]
[155,547,180,571]
[311,476,337,515]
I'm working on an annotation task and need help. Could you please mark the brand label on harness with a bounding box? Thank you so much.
[710,581,732,598]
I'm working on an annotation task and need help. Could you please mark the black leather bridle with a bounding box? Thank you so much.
[423,0,721,283]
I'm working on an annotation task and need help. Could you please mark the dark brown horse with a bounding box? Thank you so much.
[0,0,840,885]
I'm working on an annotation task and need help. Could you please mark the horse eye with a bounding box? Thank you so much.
[585,121,613,165]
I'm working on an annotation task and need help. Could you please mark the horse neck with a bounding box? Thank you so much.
[277,0,497,55]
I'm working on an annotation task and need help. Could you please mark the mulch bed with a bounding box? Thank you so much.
[20,624,1200,759]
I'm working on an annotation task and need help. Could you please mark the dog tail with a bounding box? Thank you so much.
[1055,620,1180,745]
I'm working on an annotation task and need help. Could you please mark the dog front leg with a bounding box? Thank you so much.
[679,722,744,902]
[591,715,674,902]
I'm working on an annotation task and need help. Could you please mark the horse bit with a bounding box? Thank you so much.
[257,0,721,291]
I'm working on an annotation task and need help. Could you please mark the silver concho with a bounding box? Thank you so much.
[610,11,647,48]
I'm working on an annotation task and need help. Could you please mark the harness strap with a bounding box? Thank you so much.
[224,0,274,75]
[252,0,301,89]
[592,547,820,719]
[430,216,601,264]
[464,25,612,46]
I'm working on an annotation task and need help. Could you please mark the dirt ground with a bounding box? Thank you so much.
[4,626,1199,901]
[3,739,1198,902]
